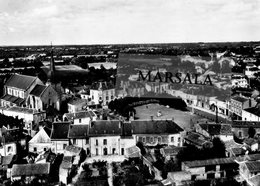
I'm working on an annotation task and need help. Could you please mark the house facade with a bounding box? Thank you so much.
[90,81,115,106]
[130,119,185,147]
[28,127,52,153]
[88,120,135,156]
[0,74,44,107]
[50,122,70,153]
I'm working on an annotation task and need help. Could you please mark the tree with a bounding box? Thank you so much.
[248,126,256,138]
[136,141,146,155]
[212,137,226,158]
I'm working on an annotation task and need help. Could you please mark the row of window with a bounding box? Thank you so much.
[139,136,181,144]
[7,88,24,98]
[95,139,107,146]
[95,147,124,156]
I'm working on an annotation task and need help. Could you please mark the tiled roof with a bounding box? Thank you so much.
[130,120,184,134]
[183,157,235,168]
[64,110,95,120]
[68,125,88,139]
[230,147,246,156]
[89,120,132,136]
[60,156,73,169]
[0,155,15,166]
[11,163,50,176]
[245,161,260,173]
[50,122,70,140]
[68,97,87,105]
[65,145,82,155]
[6,106,36,114]
[29,84,47,97]
[0,94,25,106]
[199,123,232,136]
[235,154,260,162]
[231,96,248,103]
[184,132,211,147]
[244,107,260,117]
[161,146,185,156]
[90,81,115,90]
[232,121,260,128]
[5,74,38,90]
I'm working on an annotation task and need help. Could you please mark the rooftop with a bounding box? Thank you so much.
[68,97,88,105]
[64,110,96,120]
[183,157,236,168]
[68,124,88,139]
[198,123,233,136]
[29,84,47,97]
[12,163,50,177]
[50,122,70,140]
[245,161,260,173]
[130,119,184,134]
[244,107,260,117]
[5,74,38,90]
[231,96,249,103]
[0,95,25,106]
[90,81,115,91]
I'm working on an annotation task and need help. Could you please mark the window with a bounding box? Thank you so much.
[34,147,37,152]
[96,148,99,155]
[178,137,181,142]
[103,139,107,145]
[8,88,12,95]
[96,139,98,146]
[44,148,47,151]
[103,147,108,155]
[111,95,114,100]
[121,148,124,155]
[73,139,77,145]
[85,139,89,144]
[7,146,13,152]
[79,118,82,123]
[239,131,242,138]
[150,137,154,143]
[158,136,162,143]
[112,148,116,154]
[63,144,67,149]
[171,137,174,142]
[142,137,146,143]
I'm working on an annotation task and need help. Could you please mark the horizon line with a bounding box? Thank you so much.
[1,40,260,47]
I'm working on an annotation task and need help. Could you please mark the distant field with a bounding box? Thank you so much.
[118,53,180,66]
[134,103,202,130]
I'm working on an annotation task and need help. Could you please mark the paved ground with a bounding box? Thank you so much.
[135,103,202,130]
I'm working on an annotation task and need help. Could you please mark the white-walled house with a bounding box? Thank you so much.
[242,107,260,121]
[63,110,97,124]
[29,127,52,153]
[130,119,185,147]
[50,122,70,154]
[90,81,115,106]
[68,124,90,154]
[0,132,17,156]
[0,74,44,107]
[0,106,46,125]
[88,120,135,156]
[67,98,87,113]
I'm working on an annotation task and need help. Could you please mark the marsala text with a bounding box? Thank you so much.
[138,71,213,86]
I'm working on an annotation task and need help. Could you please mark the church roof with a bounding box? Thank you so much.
[5,74,38,90]
[29,84,47,97]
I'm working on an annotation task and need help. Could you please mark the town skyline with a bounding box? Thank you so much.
[0,0,260,45]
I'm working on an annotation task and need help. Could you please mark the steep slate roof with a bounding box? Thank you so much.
[130,120,184,134]
[50,122,70,140]
[245,161,260,173]
[244,107,260,117]
[183,157,235,168]
[89,120,132,136]
[231,96,248,103]
[199,123,232,136]
[64,110,95,120]
[29,84,47,97]
[12,163,50,177]
[232,121,260,128]
[90,81,115,90]
[5,74,38,90]
[0,95,25,105]
[68,125,88,139]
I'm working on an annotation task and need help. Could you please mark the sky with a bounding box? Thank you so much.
[0,0,259,45]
